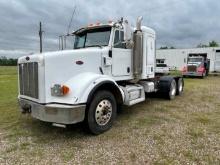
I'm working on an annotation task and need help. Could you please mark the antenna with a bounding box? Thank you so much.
[67,4,77,35]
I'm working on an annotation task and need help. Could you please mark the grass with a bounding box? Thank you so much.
[0,66,220,164]
[169,69,182,76]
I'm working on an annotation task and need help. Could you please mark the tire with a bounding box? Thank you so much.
[158,76,177,100]
[206,70,209,76]
[86,90,117,135]
[176,78,184,96]
[168,79,177,100]
[202,71,206,79]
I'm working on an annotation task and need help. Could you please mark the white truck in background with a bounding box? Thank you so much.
[155,59,170,75]
[18,17,184,134]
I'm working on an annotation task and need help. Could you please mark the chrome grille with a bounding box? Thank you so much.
[187,65,197,72]
[19,62,39,99]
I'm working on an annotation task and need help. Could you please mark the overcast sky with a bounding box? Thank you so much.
[0,0,220,58]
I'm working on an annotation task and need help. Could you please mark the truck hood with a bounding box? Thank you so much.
[43,48,104,82]
[18,48,104,64]
[18,48,106,103]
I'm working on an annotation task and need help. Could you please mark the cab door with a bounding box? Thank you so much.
[112,30,132,76]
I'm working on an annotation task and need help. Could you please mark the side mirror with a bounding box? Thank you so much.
[123,20,132,41]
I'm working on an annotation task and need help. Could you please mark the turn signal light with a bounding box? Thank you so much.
[51,84,70,96]
[62,85,70,95]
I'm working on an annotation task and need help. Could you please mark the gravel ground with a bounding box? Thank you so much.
[0,67,220,164]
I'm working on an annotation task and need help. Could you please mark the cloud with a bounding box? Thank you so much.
[0,49,33,58]
[0,0,219,58]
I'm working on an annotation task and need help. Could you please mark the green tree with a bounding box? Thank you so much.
[159,46,175,49]
[209,40,219,47]
[197,43,208,48]
[0,56,17,66]
[160,46,169,49]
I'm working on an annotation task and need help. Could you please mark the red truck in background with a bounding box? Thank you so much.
[182,56,210,78]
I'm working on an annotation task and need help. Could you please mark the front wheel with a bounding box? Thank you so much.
[202,71,206,79]
[86,90,117,135]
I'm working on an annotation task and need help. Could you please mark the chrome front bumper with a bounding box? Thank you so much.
[183,72,203,77]
[18,98,86,124]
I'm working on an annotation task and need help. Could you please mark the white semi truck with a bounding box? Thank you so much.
[18,17,184,134]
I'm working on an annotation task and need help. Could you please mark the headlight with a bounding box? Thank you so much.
[51,84,70,96]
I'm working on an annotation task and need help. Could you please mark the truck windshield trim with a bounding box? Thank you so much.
[74,27,112,49]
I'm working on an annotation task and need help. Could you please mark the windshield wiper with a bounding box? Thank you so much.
[85,45,104,48]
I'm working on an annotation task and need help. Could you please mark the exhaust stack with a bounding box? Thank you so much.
[136,16,143,31]
[132,16,143,82]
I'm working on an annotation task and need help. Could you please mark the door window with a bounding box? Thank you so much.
[114,30,126,49]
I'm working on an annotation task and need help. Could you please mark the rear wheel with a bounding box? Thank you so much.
[168,79,177,100]
[176,78,184,95]
[86,90,117,135]
[159,76,177,100]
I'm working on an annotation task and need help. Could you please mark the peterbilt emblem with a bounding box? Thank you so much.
[75,60,84,65]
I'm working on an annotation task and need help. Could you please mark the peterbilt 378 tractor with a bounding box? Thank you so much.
[18,17,184,134]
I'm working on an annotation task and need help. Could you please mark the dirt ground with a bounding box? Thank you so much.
[0,67,220,164]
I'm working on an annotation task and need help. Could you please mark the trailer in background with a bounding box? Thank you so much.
[156,47,220,73]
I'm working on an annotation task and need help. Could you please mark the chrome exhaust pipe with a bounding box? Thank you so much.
[132,16,143,83]
[136,16,143,31]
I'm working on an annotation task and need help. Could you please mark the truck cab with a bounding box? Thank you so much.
[182,56,210,78]
[18,17,184,134]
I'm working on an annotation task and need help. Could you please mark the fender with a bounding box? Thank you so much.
[63,72,124,104]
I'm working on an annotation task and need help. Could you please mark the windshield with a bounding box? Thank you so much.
[188,58,203,63]
[74,27,111,49]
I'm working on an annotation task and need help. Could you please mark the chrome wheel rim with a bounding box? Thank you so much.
[95,99,112,126]
[171,81,176,96]
[179,80,183,92]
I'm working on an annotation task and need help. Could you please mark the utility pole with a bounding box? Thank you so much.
[39,22,44,53]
